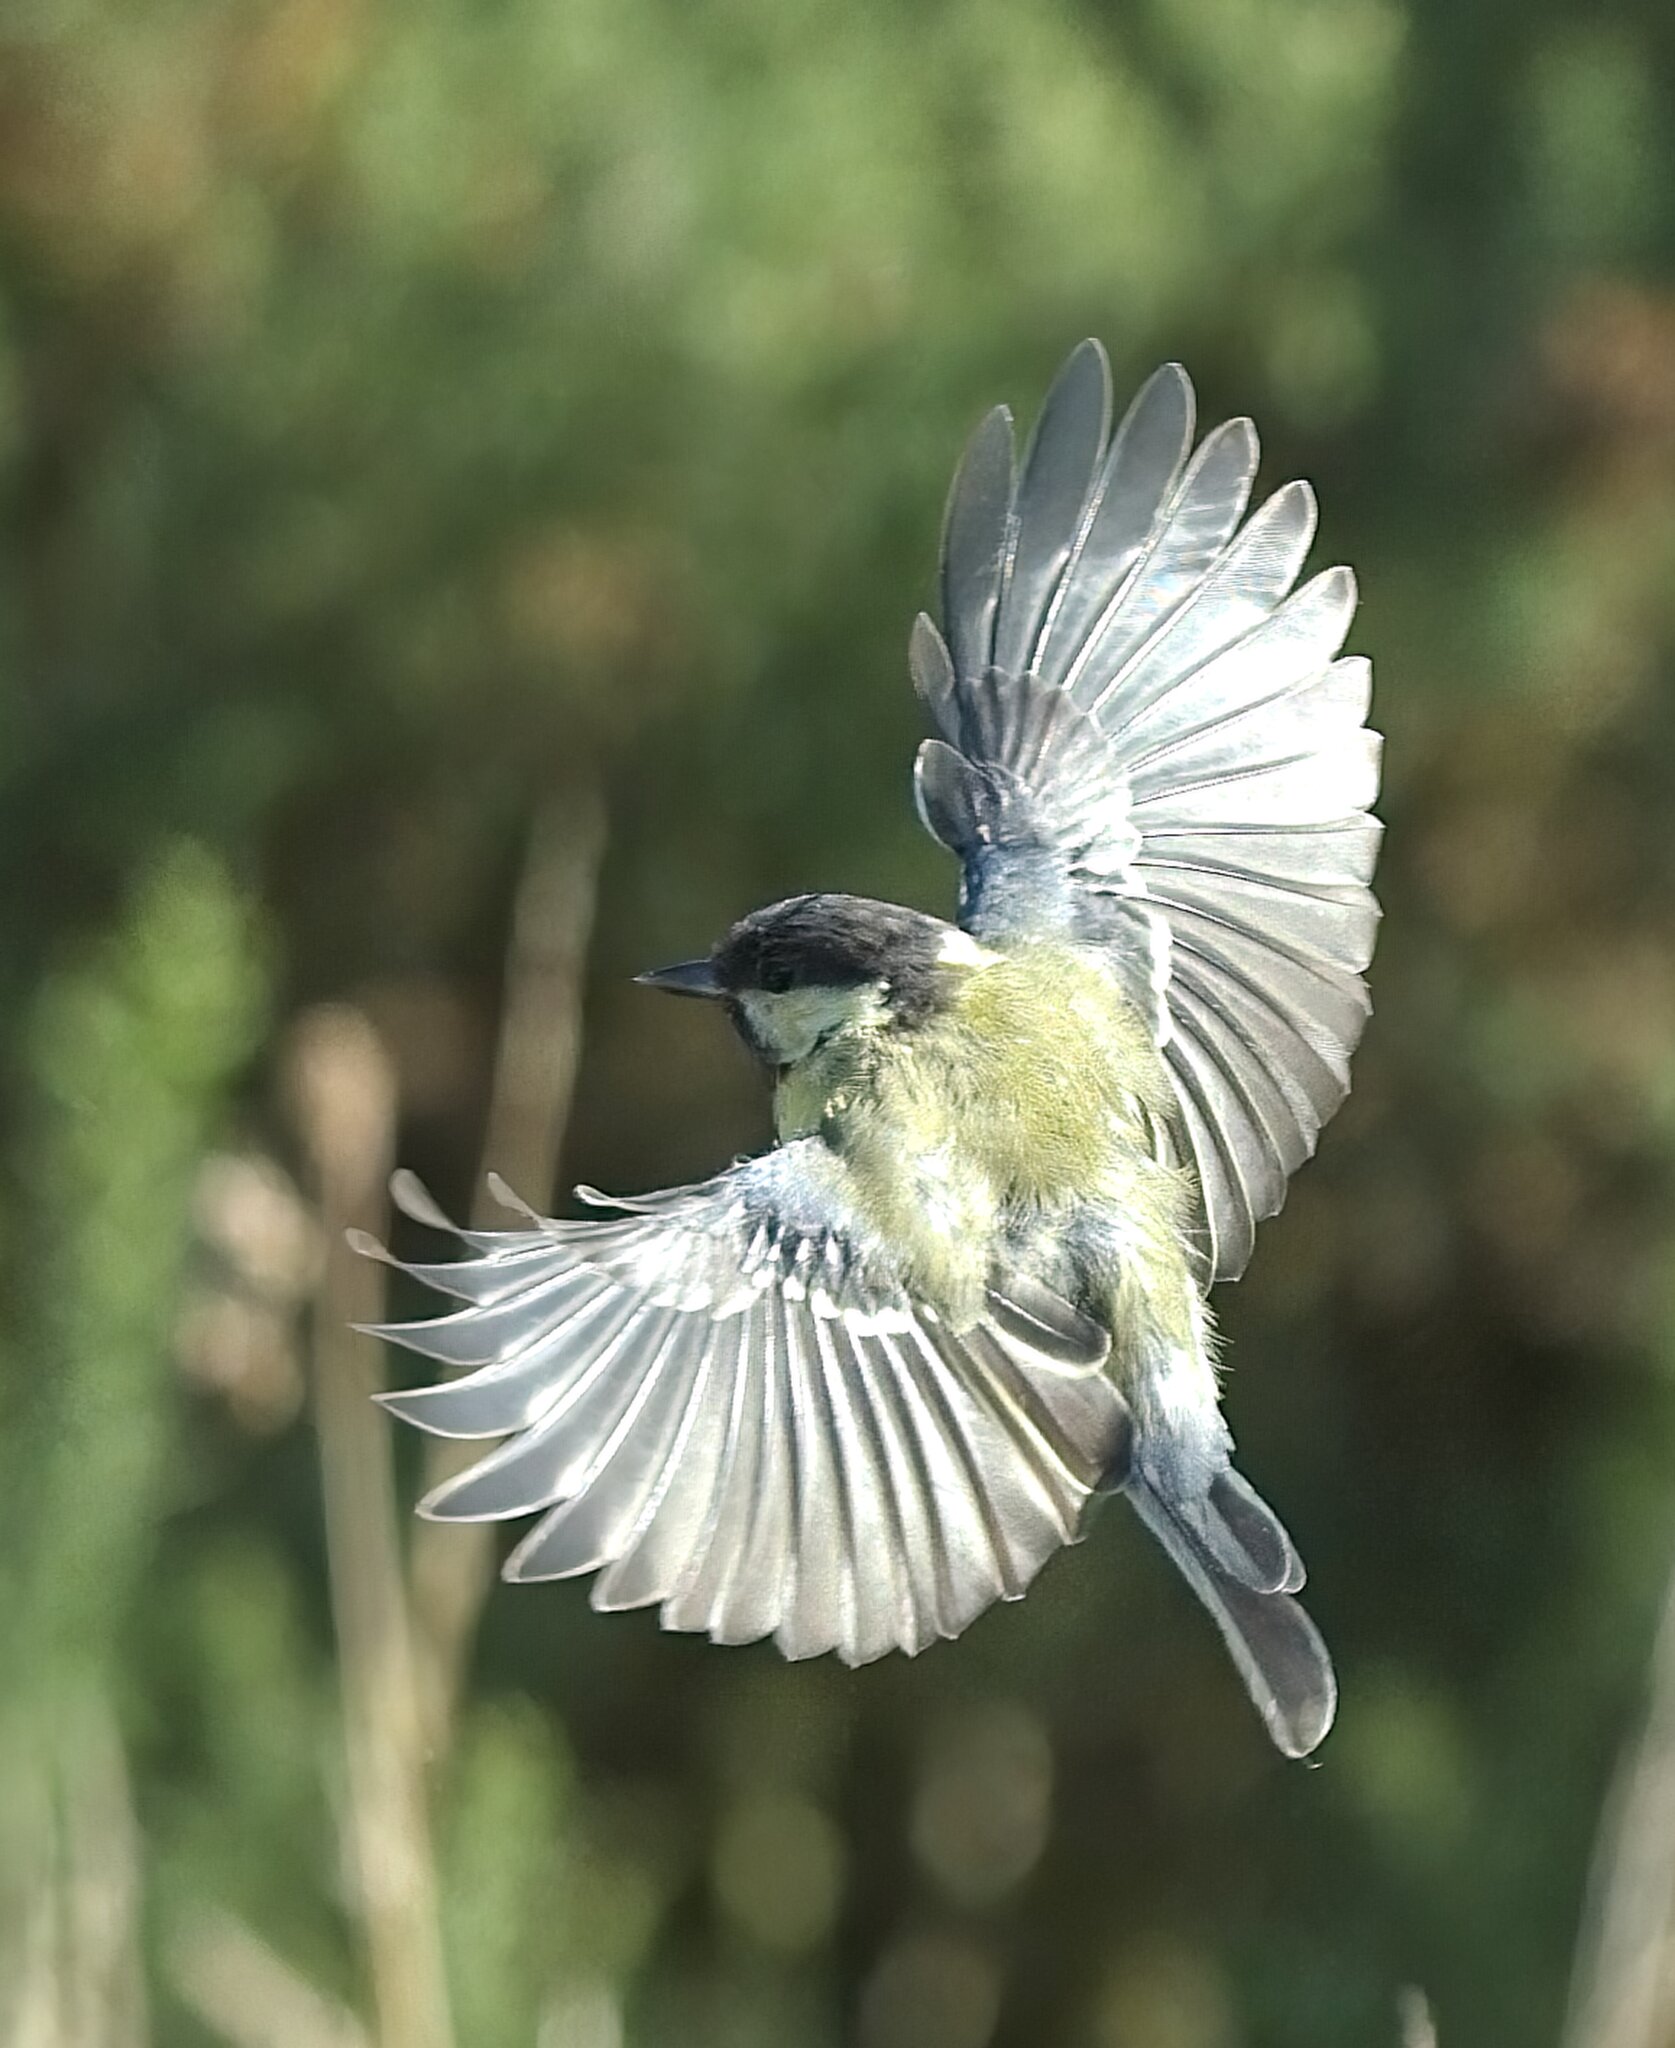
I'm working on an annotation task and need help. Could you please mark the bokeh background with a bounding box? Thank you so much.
[3,1,1675,2044]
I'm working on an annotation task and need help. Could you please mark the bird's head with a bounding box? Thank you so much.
[638,893,995,1067]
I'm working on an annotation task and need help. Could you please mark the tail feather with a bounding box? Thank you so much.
[1204,1467,1306,1594]
[1127,1430,1303,1597]
[1128,1473,1336,1759]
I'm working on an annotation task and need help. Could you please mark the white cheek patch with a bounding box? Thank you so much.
[740,984,885,1064]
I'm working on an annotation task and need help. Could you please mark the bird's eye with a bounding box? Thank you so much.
[759,963,794,995]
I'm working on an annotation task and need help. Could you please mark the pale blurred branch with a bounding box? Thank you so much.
[290,1007,454,2048]
[1564,1543,1675,2048]
[172,1908,371,2048]
[1,1695,148,2048]
[1398,1986,1438,2048]
[473,786,607,1227]
[410,785,606,1752]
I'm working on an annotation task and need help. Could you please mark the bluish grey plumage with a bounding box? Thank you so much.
[358,342,1380,1757]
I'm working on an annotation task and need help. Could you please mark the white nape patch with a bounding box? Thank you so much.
[936,928,1002,969]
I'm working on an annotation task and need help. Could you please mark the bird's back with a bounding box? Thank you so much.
[933,945,1171,1200]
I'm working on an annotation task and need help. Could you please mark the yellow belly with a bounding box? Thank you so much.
[772,944,1183,1321]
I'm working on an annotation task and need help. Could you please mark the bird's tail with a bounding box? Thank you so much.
[1126,1463,1337,1758]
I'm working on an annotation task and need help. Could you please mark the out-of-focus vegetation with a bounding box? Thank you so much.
[1,1,1674,2044]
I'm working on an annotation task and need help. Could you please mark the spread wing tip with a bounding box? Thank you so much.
[919,340,1381,1287]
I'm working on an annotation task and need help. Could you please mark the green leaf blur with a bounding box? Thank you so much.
[1,1,1672,2044]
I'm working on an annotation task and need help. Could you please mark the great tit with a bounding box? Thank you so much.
[359,341,1379,1758]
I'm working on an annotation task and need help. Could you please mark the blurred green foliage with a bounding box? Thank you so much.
[1,0,1674,2043]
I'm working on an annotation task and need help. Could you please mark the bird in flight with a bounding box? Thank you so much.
[357,340,1380,1757]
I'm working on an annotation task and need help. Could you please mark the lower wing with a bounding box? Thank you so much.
[356,1142,1130,1668]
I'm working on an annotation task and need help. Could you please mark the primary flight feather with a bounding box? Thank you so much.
[358,341,1380,1757]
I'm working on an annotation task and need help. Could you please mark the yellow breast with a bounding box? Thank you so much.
[769,944,1180,1322]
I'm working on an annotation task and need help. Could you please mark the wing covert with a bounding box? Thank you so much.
[917,340,1381,1284]
[356,1147,1130,1666]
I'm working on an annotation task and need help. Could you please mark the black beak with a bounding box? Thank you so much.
[635,958,724,999]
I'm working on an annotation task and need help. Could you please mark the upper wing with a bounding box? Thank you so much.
[914,339,1381,1284]
[355,1145,1130,1668]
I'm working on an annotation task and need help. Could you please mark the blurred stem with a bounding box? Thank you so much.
[172,1908,371,2048]
[1564,1544,1675,2048]
[1,1694,148,2048]
[409,785,606,1752]
[290,1008,454,2048]
[1398,1987,1438,2048]
[472,786,607,1228]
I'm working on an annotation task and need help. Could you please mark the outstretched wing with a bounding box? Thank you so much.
[355,1144,1130,1668]
[915,339,1381,1284]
